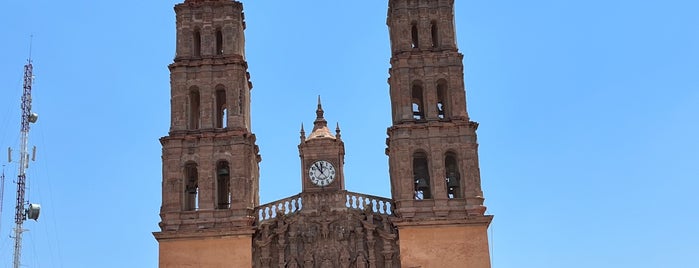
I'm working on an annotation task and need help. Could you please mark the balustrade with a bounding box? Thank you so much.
[255,191,393,223]
[345,192,393,215]
[256,194,303,222]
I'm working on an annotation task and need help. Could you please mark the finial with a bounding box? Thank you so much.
[308,96,332,139]
[300,123,306,141]
[316,95,324,120]
[335,122,341,139]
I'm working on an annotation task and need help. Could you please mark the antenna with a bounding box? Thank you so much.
[28,35,32,60]
[11,39,41,268]
[1,167,5,234]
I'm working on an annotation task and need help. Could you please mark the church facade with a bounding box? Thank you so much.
[153,0,493,267]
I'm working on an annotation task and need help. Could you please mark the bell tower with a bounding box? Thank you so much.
[298,97,346,192]
[154,0,260,267]
[385,0,493,267]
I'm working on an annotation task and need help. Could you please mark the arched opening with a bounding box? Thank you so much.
[437,80,448,119]
[222,109,228,127]
[192,29,201,57]
[188,88,200,130]
[215,86,227,128]
[216,161,231,209]
[413,152,431,200]
[411,83,425,120]
[411,22,419,48]
[215,29,223,55]
[184,162,199,211]
[445,152,461,198]
[431,21,439,48]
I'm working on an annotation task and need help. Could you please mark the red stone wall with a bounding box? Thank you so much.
[397,223,491,268]
[159,235,253,268]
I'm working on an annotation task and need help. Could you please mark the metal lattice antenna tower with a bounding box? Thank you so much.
[12,44,40,268]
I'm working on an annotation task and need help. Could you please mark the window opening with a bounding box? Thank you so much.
[215,29,223,55]
[189,88,200,129]
[412,84,424,120]
[193,30,201,57]
[411,22,419,48]
[216,161,231,209]
[184,163,199,211]
[215,87,226,128]
[445,153,461,198]
[437,81,447,119]
[413,152,431,200]
[431,21,439,48]
[222,109,228,128]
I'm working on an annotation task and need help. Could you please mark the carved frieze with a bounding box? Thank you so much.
[253,192,400,268]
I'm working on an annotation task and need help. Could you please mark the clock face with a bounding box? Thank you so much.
[308,160,336,187]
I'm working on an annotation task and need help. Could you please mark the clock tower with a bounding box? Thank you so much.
[298,97,345,192]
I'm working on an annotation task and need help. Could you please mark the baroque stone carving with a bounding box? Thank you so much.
[253,191,400,268]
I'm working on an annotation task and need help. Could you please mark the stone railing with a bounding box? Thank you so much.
[345,191,393,215]
[255,191,394,223]
[256,193,303,222]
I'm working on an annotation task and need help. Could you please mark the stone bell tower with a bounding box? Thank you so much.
[153,0,260,267]
[385,0,493,267]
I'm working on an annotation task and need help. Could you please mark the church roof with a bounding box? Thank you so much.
[306,96,337,140]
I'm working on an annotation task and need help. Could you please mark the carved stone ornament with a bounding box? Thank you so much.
[253,191,400,268]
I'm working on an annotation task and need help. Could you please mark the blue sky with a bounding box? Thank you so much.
[1,0,698,267]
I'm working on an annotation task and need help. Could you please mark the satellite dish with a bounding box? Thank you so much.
[26,203,41,221]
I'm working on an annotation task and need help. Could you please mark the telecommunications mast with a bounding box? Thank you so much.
[10,49,42,268]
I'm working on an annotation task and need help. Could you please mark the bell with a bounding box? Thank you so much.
[217,167,229,176]
[447,171,460,187]
[415,178,429,189]
[186,186,197,194]
[447,178,460,188]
